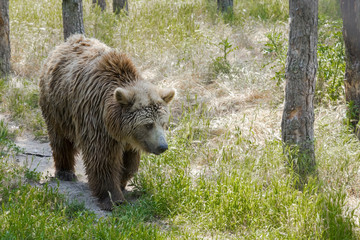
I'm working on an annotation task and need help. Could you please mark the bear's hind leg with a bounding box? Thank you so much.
[50,135,78,181]
[120,150,140,191]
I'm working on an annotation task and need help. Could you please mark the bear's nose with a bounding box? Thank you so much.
[156,143,168,155]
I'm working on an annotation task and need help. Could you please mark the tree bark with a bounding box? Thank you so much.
[92,0,106,11]
[62,0,85,40]
[113,0,128,14]
[340,0,360,135]
[281,0,318,179]
[217,0,233,13]
[0,0,10,77]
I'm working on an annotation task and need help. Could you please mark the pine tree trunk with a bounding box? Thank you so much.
[113,0,128,14]
[0,0,10,77]
[92,0,106,11]
[281,0,318,179]
[217,0,233,13]
[341,0,360,136]
[62,0,85,40]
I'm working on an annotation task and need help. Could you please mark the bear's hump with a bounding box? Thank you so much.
[97,51,139,85]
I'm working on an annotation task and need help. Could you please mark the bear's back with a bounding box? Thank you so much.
[41,35,110,87]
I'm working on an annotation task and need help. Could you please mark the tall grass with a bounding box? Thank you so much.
[10,0,62,77]
[319,0,342,20]
[132,103,358,239]
[1,98,358,238]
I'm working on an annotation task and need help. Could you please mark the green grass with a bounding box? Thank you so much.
[1,101,359,239]
[131,103,358,239]
[0,125,173,238]
[2,0,360,239]
[319,0,342,20]
[0,182,172,239]
[0,120,22,156]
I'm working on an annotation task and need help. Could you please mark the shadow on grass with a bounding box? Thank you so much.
[320,187,357,239]
[285,146,357,239]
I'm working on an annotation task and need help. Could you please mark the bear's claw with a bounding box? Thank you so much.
[55,170,78,181]
[99,197,127,211]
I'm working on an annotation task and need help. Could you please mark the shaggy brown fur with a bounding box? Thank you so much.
[39,35,175,210]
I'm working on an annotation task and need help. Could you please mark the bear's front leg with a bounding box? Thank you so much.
[120,149,140,190]
[83,148,126,211]
[98,185,126,211]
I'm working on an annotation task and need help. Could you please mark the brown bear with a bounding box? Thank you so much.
[39,35,175,210]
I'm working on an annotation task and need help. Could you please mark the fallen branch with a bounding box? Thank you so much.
[21,152,52,158]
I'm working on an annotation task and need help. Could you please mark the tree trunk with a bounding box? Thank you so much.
[62,0,85,40]
[217,0,233,13]
[92,0,106,11]
[340,0,360,135]
[113,0,128,14]
[0,0,10,77]
[281,0,318,180]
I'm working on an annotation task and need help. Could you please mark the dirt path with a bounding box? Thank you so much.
[14,134,110,218]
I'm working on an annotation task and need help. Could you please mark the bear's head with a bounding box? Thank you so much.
[107,81,175,155]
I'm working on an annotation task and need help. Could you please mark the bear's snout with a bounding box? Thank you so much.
[153,135,168,155]
[155,142,168,155]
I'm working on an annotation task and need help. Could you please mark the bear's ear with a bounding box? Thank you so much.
[160,88,175,104]
[114,87,134,106]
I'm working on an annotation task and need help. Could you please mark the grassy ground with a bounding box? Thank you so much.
[1,0,359,239]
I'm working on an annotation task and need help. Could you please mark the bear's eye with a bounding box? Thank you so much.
[145,123,154,130]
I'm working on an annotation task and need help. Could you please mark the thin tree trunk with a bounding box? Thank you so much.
[340,0,360,136]
[217,0,233,13]
[62,0,85,40]
[92,0,106,11]
[113,0,128,14]
[0,0,10,77]
[281,0,318,180]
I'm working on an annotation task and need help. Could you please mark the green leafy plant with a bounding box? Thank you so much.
[24,160,42,182]
[263,30,287,85]
[24,169,42,182]
[0,120,22,156]
[209,38,238,79]
[316,17,345,103]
